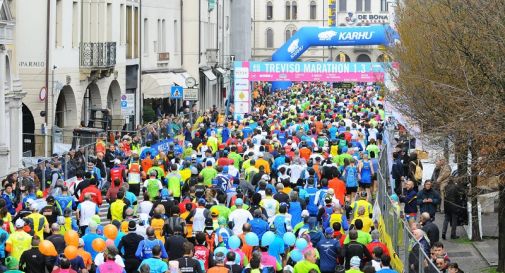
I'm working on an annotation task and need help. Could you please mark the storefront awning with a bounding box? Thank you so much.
[215,67,227,75]
[202,69,217,81]
[142,73,187,99]
[172,73,188,88]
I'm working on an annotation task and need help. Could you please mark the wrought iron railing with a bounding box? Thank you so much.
[80,42,116,68]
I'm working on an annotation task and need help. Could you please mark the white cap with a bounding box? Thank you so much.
[15,219,25,228]
[114,159,121,165]
[258,152,264,157]
[301,210,310,217]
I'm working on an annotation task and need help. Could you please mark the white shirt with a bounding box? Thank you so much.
[228,208,253,235]
[94,253,125,267]
[138,201,154,215]
[78,200,98,226]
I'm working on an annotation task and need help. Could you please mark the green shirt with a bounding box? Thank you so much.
[228,152,242,169]
[343,230,372,245]
[200,167,217,186]
[366,144,380,158]
[294,260,321,273]
[338,153,353,166]
[210,204,231,220]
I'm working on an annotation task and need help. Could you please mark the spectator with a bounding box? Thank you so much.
[417,181,440,220]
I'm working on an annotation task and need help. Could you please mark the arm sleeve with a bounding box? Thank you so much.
[160,241,168,259]
[135,241,143,259]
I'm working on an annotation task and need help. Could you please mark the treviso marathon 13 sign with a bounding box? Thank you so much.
[244,61,385,82]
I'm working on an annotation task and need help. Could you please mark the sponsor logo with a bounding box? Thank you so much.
[287,39,300,54]
[318,30,338,41]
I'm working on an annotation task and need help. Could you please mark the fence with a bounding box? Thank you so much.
[2,109,207,191]
[375,121,441,273]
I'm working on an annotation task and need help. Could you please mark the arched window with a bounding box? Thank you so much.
[285,25,297,42]
[266,1,273,20]
[356,54,371,62]
[285,1,291,20]
[266,28,274,48]
[310,1,317,20]
[377,54,392,62]
[336,53,351,62]
[292,1,297,20]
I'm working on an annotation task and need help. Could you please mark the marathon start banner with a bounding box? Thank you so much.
[245,61,386,82]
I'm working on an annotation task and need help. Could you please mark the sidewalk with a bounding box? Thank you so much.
[433,212,498,272]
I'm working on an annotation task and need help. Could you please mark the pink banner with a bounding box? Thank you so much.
[249,72,384,82]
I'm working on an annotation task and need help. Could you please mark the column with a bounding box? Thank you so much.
[0,50,6,147]
[9,95,22,172]
[0,49,8,177]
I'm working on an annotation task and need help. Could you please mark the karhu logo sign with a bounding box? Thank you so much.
[338,31,374,40]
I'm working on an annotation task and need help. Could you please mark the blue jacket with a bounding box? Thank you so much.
[0,193,15,215]
[250,217,269,240]
[400,188,418,214]
[288,201,302,226]
[316,237,340,272]
[417,189,440,217]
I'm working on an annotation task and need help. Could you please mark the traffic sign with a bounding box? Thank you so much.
[183,88,198,101]
[121,94,135,116]
[171,86,183,99]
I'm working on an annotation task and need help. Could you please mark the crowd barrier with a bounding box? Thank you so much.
[374,122,441,273]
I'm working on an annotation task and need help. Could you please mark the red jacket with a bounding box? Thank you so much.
[79,185,103,206]
[367,241,390,257]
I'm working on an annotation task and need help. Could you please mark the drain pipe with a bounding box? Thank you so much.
[44,0,50,157]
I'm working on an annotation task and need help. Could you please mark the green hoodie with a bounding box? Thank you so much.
[294,260,321,273]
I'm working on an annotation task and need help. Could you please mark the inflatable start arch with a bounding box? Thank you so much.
[271,25,398,90]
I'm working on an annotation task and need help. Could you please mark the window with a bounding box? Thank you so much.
[143,18,148,55]
[266,1,273,20]
[174,20,178,52]
[72,2,78,47]
[157,19,161,52]
[55,0,62,47]
[292,1,297,20]
[162,19,166,52]
[356,0,363,12]
[356,54,371,62]
[310,1,317,20]
[126,6,132,58]
[107,3,112,40]
[285,2,291,20]
[339,0,347,12]
[266,28,273,48]
[364,0,371,11]
[381,0,388,11]
[285,25,297,42]
[120,4,125,44]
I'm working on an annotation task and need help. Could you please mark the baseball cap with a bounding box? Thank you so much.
[128,221,137,231]
[36,190,44,198]
[350,256,361,267]
[198,198,206,205]
[46,196,55,203]
[235,198,243,206]
[258,152,264,157]
[15,219,25,228]
[301,210,310,218]
[5,257,19,270]
[325,227,334,235]
[223,166,229,173]
[114,159,121,165]
[218,217,227,226]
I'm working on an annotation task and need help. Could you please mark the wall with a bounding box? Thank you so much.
[251,0,391,62]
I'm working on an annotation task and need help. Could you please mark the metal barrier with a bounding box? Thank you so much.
[375,123,441,273]
[2,110,208,191]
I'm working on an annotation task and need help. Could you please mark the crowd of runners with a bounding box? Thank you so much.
[0,83,465,273]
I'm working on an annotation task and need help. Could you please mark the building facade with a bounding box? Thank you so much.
[16,0,140,156]
[0,0,26,176]
[251,0,392,62]
[141,0,237,114]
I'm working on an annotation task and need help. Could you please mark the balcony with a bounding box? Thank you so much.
[80,42,116,68]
